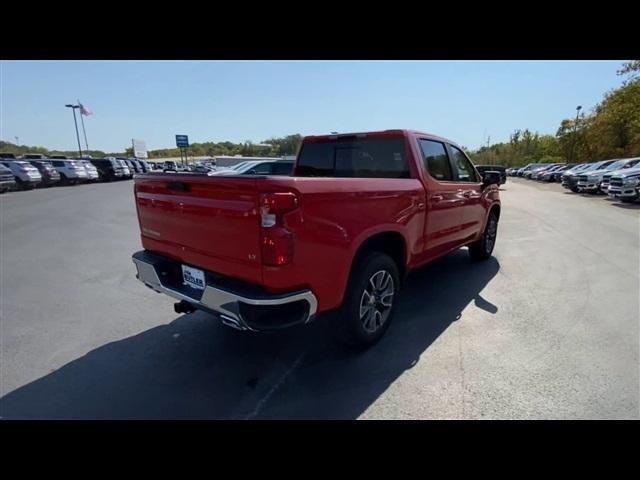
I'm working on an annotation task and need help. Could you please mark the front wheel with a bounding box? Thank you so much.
[333,252,400,349]
[469,211,498,261]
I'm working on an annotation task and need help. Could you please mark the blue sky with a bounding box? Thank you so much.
[0,60,628,153]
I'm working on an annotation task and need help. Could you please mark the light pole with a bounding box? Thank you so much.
[65,104,83,158]
[571,105,582,163]
[14,136,19,146]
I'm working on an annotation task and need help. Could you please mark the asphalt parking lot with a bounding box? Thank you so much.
[0,178,638,419]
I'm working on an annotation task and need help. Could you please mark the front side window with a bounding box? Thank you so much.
[418,139,452,181]
[449,145,479,182]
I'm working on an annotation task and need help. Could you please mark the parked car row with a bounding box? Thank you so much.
[157,159,295,176]
[0,152,153,192]
[507,157,640,203]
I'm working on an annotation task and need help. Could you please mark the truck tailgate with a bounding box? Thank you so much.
[134,174,263,285]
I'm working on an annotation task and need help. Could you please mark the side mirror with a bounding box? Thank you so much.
[482,170,501,189]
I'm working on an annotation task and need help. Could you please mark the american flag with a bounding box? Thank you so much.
[78,101,93,116]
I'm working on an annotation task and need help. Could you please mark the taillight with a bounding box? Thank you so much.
[260,192,298,266]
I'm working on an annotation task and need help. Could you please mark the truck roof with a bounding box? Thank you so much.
[303,129,459,147]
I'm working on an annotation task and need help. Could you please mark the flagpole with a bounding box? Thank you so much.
[78,99,89,153]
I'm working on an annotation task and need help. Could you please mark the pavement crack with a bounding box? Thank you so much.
[244,352,306,420]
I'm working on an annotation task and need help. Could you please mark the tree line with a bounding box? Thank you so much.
[470,60,640,167]
[0,142,122,158]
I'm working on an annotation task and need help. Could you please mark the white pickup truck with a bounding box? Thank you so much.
[607,166,640,203]
[577,157,640,193]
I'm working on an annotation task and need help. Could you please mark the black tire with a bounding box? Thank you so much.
[333,252,400,349]
[570,186,579,193]
[469,211,499,261]
[16,178,31,191]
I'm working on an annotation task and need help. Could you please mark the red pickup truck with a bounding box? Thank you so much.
[132,130,501,348]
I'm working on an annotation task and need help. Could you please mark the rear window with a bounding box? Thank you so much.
[296,138,410,178]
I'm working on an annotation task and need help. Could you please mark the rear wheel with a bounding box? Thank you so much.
[469,211,498,261]
[333,252,400,349]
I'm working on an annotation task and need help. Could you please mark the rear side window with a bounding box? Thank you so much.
[273,162,294,175]
[625,159,640,169]
[52,161,63,167]
[418,139,453,181]
[250,163,274,175]
[296,138,409,178]
[449,145,479,182]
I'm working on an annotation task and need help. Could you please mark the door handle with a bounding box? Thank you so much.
[418,202,426,210]
[431,195,444,202]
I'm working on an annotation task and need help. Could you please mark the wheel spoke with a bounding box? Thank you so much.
[373,309,382,328]
[362,289,373,304]
[380,292,394,307]
[378,272,391,292]
[363,307,374,330]
[374,272,384,289]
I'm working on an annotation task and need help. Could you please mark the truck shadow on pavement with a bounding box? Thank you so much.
[610,202,640,209]
[0,250,499,420]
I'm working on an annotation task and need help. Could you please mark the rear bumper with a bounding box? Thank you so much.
[67,172,88,179]
[132,250,318,332]
[17,176,41,184]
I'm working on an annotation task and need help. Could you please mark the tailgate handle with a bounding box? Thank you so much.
[167,181,190,192]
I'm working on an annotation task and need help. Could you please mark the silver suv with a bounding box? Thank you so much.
[0,154,42,189]
[74,159,100,182]
[49,156,89,185]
